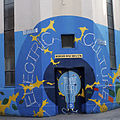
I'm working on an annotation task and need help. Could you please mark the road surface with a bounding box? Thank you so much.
[0,108,120,120]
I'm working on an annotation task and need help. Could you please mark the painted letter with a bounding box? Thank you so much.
[25,62,35,74]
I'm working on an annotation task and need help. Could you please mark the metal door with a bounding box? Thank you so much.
[55,68,83,114]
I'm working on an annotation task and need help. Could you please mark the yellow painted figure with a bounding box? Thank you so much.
[46,82,55,86]
[42,47,53,55]
[88,99,108,112]
[39,20,56,34]
[0,92,19,115]
[30,35,40,44]
[19,76,46,99]
[58,70,62,74]
[108,64,120,83]
[78,88,85,97]
[30,20,56,44]
[57,78,59,81]
[50,58,60,66]
[74,27,88,43]
[85,81,100,90]
[58,92,65,97]
[33,99,48,117]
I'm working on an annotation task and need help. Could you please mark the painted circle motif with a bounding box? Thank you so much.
[58,71,81,97]
[15,16,112,116]
[58,71,81,109]
[43,58,96,113]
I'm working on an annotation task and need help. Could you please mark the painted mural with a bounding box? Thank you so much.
[0,16,120,117]
[58,71,81,110]
[55,68,86,113]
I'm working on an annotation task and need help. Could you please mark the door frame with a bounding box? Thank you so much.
[55,67,85,114]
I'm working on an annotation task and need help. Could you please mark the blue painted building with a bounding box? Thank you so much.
[0,0,120,117]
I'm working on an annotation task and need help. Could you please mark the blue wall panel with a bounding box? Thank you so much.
[114,30,120,68]
[0,16,120,117]
[0,33,5,87]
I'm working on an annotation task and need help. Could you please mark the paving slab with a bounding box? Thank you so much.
[0,108,120,120]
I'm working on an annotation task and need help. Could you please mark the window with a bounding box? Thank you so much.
[61,34,75,48]
[4,0,15,86]
[107,0,116,69]
[107,0,112,4]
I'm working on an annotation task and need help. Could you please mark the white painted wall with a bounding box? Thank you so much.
[92,0,108,26]
[0,0,4,33]
[14,0,120,31]
[52,0,107,26]
[81,0,93,20]
[52,0,82,17]
[14,0,40,31]
[14,0,53,32]
[113,0,120,30]
[40,0,52,22]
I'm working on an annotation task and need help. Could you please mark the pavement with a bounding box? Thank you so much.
[0,108,120,120]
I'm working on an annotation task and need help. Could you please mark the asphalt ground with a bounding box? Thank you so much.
[0,108,120,120]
